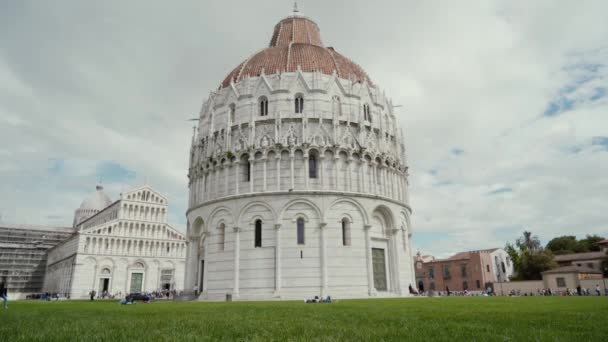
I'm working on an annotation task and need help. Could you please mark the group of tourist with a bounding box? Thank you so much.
[304,295,332,303]
[509,285,606,297]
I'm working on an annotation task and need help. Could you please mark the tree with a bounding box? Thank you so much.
[578,235,605,252]
[545,234,606,254]
[518,231,541,252]
[506,231,557,280]
[546,235,578,255]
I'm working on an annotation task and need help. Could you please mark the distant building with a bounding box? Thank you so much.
[0,224,75,299]
[553,240,608,271]
[44,185,186,298]
[414,248,514,293]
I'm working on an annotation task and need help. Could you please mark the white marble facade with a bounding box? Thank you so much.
[44,186,186,298]
[184,12,415,300]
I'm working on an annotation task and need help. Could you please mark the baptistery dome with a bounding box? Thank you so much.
[185,7,414,301]
[221,14,372,88]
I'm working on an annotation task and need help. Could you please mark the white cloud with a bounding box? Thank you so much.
[1,1,607,256]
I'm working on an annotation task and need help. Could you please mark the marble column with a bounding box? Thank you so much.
[304,153,309,190]
[290,151,295,189]
[249,158,254,193]
[202,234,209,296]
[262,157,268,191]
[235,161,240,195]
[276,154,281,191]
[320,222,328,297]
[274,224,282,294]
[364,224,376,296]
[233,226,241,298]
[390,228,403,295]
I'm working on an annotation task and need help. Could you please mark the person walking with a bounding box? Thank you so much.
[1,273,8,309]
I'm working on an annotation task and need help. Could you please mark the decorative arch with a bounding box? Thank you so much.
[131,259,147,269]
[190,216,205,237]
[278,198,323,223]
[323,198,369,226]
[207,206,235,227]
[237,201,277,226]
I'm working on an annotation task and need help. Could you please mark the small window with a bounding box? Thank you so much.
[556,277,566,287]
[295,94,304,114]
[308,154,317,179]
[254,220,262,248]
[363,104,371,122]
[476,280,481,289]
[462,281,468,291]
[259,96,268,116]
[332,95,342,116]
[341,218,351,246]
[297,218,305,245]
[429,267,434,279]
[443,265,450,278]
[219,223,225,251]
[229,103,236,123]
[460,265,467,277]
[486,265,490,272]
[244,160,251,182]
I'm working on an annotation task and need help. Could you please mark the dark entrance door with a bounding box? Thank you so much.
[199,260,205,292]
[418,280,424,292]
[372,248,387,291]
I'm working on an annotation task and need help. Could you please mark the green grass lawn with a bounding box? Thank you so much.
[1,297,607,341]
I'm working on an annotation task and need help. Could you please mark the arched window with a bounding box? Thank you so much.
[341,218,351,246]
[297,217,305,245]
[332,95,342,116]
[254,220,262,248]
[242,156,251,182]
[259,96,268,116]
[219,223,225,251]
[295,94,304,114]
[229,103,236,123]
[308,154,317,179]
[363,104,371,122]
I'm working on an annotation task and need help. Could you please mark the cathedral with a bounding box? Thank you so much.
[184,7,414,300]
[43,185,186,298]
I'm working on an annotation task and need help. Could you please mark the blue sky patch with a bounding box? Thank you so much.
[451,148,464,156]
[486,187,512,195]
[47,158,65,176]
[591,136,608,151]
[590,87,606,101]
[95,161,136,183]
[543,97,574,117]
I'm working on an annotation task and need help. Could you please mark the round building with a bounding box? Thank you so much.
[185,8,414,300]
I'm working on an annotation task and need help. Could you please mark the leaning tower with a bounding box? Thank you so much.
[185,7,414,300]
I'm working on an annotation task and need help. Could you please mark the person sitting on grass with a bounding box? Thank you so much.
[1,273,8,309]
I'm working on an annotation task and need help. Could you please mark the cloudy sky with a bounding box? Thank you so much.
[1,0,607,257]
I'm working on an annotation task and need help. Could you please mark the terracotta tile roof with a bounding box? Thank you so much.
[220,15,372,88]
[598,239,608,245]
[553,251,606,262]
[542,265,602,274]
